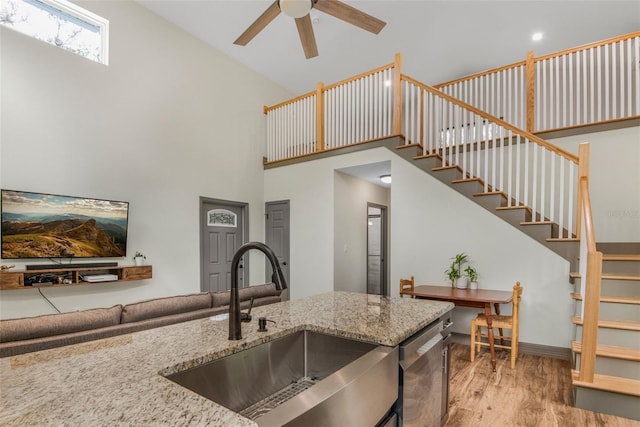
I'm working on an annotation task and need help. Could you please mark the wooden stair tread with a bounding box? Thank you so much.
[547,237,579,242]
[451,178,482,184]
[473,191,507,198]
[570,272,581,279]
[432,165,459,171]
[496,206,529,211]
[602,274,640,281]
[396,143,422,150]
[520,221,555,226]
[603,254,640,261]
[572,341,640,361]
[572,316,640,331]
[413,153,440,160]
[571,370,640,397]
[571,292,640,305]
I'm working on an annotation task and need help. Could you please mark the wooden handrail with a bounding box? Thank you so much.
[433,60,527,89]
[434,31,639,89]
[432,31,639,136]
[401,74,579,163]
[265,60,395,113]
[323,61,395,91]
[264,90,316,113]
[577,164,603,384]
[575,143,602,384]
[534,31,640,63]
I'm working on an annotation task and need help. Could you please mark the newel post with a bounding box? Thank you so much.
[316,82,325,152]
[525,51,535,133]
[393,53,403,135]
[575,143,590,240]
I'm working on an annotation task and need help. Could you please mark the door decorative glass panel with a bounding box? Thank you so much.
[207,209,237,228]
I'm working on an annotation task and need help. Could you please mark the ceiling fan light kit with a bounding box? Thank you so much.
[279,0,313,18]
[234,0,386,59]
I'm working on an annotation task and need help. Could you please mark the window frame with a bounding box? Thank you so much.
[2,0,109,65]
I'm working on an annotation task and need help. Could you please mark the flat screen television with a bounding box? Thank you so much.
[1,189,129,259]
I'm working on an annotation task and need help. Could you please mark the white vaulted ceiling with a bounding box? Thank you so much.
[136,0,639,94]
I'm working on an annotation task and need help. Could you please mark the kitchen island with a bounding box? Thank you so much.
[0,291,453,426]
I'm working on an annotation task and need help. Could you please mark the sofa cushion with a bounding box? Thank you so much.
[211,283,277,307]
[0,305,123,343]
[121,293,212,324]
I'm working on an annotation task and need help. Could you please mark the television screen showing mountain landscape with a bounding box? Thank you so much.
[1,190,129,259]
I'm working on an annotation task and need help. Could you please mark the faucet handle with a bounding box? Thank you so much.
[240,297,255,323]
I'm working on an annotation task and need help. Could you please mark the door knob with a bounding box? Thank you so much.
[282,261,288,266]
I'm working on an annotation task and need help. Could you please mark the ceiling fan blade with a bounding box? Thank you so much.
[295,15,319,59]
[314,0,386,34]
[234,1,281,46]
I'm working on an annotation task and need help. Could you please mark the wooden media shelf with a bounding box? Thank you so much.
[0,265,152,290]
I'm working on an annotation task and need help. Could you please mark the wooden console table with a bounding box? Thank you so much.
[401,284,513,371]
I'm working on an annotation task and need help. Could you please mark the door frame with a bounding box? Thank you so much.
[367,202,388,296]
[199,197,249,292]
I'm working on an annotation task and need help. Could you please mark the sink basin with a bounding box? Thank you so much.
[166,330,398,426]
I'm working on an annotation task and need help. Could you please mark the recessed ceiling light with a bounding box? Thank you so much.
[532,32,543,41]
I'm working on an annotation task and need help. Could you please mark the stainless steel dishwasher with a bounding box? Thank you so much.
[397,312,453,427]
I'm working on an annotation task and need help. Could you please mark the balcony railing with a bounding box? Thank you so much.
[435,31,640,133]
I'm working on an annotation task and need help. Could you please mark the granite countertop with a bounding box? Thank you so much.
[0,291,453,426]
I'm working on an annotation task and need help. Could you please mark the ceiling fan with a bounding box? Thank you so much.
[234,0,386,59]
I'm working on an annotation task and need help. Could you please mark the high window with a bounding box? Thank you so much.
[0,0,109,64]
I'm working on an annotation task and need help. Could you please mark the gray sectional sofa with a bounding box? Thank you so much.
[0,283,281,357]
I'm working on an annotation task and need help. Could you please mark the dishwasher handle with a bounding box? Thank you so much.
[400,322,443,369]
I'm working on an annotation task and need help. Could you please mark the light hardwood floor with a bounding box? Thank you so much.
[445,343,640,426]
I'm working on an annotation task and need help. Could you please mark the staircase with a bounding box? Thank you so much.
[571,250,640,420]
[262,33,640,421]
[392,143,580,268]
[390,140,639,421]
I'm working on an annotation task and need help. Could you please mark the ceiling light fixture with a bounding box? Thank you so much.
[380,174,392,184]
[278,0,313,18]
[532,32,543,41]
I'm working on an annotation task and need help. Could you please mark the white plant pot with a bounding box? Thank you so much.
[469,281,478,290]
[134,257,144,266]
[455,277,468,289]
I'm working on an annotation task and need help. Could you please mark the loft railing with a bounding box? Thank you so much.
[264,54,584,238]
[434,31,640,133]
[401,75,580,239]
[576,143,602,383]
[264,56,401,162]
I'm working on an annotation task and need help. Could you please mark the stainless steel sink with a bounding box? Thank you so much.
[166,330,398,427]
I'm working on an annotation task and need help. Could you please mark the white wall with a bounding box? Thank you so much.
[548,126,640,242]
[0,1,291,318]
[391,152,573,348]
[264,149,393,300]
[265,146,574,347]
[334,171,390,293]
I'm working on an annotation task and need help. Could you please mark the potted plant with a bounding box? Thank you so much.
[465,266,479,290]
[133,251,146,266]
[445,253,468,288]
